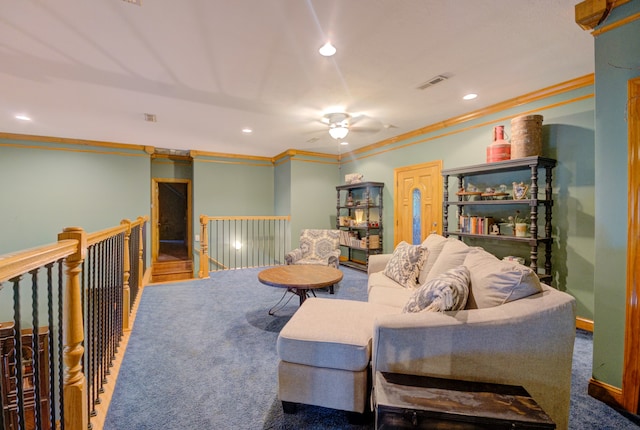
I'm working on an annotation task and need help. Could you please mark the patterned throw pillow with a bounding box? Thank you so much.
[383,241,426,289]
[403,265,470,313]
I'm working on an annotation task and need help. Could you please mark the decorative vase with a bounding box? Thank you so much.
[486,125,511,163]
[515,223,528,237]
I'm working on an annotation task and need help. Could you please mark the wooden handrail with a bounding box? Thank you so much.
[201,215,291,222]
[87,224,128,246]
[0,239,78,283]
[0,216,149,430]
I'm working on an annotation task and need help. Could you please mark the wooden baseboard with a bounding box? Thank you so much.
[576,317,594,332]
[142,266,153,286]
[588,377,624,410]
[89,281,146,430]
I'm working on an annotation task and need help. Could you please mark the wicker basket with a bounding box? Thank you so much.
[510,114,543,158]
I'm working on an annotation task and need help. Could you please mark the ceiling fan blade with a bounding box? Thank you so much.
[350,127,380,134]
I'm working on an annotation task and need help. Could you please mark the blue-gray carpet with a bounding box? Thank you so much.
[105,267,640,429]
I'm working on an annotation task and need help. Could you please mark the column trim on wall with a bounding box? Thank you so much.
[622,76,640,413]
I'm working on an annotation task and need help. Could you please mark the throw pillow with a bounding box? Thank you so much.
[425,238,472,283]
[463,248,542,309]
[418,234,448,285]
[383,241,426,289]
[403,265,470,313]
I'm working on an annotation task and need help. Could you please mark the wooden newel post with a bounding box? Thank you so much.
[121,219,132,331]
[58,227,88,430]
[199,215,209,279]
[137,216,146,288]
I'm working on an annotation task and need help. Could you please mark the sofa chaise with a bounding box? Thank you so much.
[276,234,576,429]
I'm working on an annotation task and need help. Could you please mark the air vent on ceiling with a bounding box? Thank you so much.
[122,0,142,6]
[417,75,448,90]
[144,113,157,122]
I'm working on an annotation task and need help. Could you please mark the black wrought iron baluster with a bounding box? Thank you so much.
[106,237,113,379]
[46,262,58,429]
[98,241,106,398]
[0,283,5,430]
[11,275,26,430]
[30,269,42,430]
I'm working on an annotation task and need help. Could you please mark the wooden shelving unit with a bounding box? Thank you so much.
[336,182,384,271]
[442,156,556,281]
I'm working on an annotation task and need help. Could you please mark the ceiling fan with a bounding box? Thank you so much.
[320,112,385,142]
[323,112,352,140]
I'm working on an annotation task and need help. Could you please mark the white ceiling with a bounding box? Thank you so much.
[0,0,593,157]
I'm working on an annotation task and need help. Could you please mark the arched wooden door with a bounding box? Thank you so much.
[394,160,443,246]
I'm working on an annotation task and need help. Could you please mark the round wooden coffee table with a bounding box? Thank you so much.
[258,265,343,314]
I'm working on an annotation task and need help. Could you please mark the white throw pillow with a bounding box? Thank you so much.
[425,238,471,283]
[383,241,426,289]
[403,265,470,313]
[463,248,543,309]
[418,234,448,285]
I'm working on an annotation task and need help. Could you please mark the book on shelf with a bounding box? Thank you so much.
[458,216,495,235]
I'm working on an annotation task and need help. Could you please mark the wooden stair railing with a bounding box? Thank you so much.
[0,215,148,430]
[199,215,291,278]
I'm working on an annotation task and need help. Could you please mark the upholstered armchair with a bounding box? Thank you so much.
[285,230,341,292]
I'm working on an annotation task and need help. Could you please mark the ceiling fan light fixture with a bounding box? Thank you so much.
[328,125,349,140]
[319,42,337,57]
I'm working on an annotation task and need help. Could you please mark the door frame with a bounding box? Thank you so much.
[151,178,193,263]
[393,160,443,246]
[622,76,640,412]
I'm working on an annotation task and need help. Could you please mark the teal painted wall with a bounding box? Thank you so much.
[289,156,340,247]
[341,85,596,322]
[0,139,151,254]
[0,139,151,323]
[274,159,291,216]
[274,158,292,249]
[592,2,640,388]
[151,157,193,180]
[192,155,275,272]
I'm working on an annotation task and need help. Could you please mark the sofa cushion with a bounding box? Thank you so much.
[425,238,471,283]
[368,282,415,308]
[463,248,543,309]
[277,298,398,372]
[368,271,406,293]
[383,241,426,289]
[418,233,448,285]
[403,265,470,313]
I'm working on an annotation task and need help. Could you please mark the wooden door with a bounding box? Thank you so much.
[394,161,443,246]
[152,178,192,263]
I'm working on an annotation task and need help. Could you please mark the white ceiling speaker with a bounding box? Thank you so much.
[324,112,351,140]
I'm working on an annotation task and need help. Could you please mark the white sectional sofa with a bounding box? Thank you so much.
[276,234,576,429]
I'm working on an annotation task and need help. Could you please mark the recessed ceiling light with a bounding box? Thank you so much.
[242,128,253,134]
[463,93,478,100]
[319,42,336,57]
[15,114,31,121]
